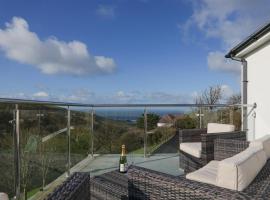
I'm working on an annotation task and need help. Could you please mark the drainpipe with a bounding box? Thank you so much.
[230,56,248,132]
[241,59,248,132]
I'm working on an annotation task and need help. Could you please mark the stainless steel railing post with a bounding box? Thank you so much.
[91,107,94,157]
[199,107,202,129]
[67,106,71,177]
[229,107,234,124]
[14,104,20,199]
[144,108,147,158]
[252,111,256,140]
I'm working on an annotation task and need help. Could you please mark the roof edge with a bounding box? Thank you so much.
[225,22,270,59]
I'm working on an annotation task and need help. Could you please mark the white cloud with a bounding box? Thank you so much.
[0,17,116,76]
[0,91,41,99]
[112,91,194,104]
[183,0,270,74]
[65,89,95,102]
[96,5,116,18]
[221,84,234,100]
[116,91,125,98]
[1,88,197,104]
[207,51,241,74]
[192,84,236,103]
[186,0,270,47]
[33,91,49,98]
[144,92,185,103]
[95,56,116,73]
[36,90,195,104]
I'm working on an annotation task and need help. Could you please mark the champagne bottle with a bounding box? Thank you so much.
[119,144,127,173]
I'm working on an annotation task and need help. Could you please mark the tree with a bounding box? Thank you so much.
[21,133,39,200]
[40,139,54,191]
[196,85,222,109]
[194,85,223,127]
[136,113,160,130]
[175,115,196,129]
[227,93,241,105]
[227,93,242,130]
[120,130,143,152]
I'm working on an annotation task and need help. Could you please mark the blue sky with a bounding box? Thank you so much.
[0,0,270,103]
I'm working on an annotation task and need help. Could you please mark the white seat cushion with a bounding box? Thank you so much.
[186,160,219,185]
[180,142,202,158]
[207,123,235,134]
[0,193,9,200]
[250,134,270,159]
[217,146,267,191]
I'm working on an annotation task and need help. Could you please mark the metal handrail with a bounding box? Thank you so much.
[0,97,255,108]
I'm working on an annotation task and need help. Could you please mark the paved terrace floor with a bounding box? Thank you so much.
[31,153,183,200]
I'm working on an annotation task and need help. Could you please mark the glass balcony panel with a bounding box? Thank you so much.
[232,107,242,131]
[145,107,180,155]
[0,103,15,198]
[39,107,67,189]
[70,107,91,168]
[89,107,144,176]
[19,109,42,199]
[0,99,252,200]
[19,107,68,199]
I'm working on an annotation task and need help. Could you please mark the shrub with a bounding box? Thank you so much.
[175,115,196,129]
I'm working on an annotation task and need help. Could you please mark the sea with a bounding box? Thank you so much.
[94,108,185,123]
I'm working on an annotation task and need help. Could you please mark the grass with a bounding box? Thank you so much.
[27,187,41,199]
[131,147,144,154]
[131,133,176,155]
[131,143,160,155]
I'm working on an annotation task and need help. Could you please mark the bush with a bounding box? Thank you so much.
[175,115,196,129]
[136,113,160,130]
[120,130,143,152]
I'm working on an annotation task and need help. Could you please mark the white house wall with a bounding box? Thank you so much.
[246,43,270,140]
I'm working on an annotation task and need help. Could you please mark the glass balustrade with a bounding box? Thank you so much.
[0,99,254,199]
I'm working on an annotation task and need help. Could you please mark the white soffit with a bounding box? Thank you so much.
[236,32,270,59]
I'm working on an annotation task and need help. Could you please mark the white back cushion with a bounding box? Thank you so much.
[179,142,202,158]
[207,123,235,134]
[186,160,219,186]
[217,146,267,191]
[0,193,9,200]
[250,135,270,159]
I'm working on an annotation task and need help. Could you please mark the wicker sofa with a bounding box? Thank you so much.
[128,139,270,199]
[46,172,90,200]
[179,124,246,173]
[44,135,268,199]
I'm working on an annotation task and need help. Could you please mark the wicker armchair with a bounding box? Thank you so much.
[179,128,246,173]
[128,139,270,199]
[214,138,249,161]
